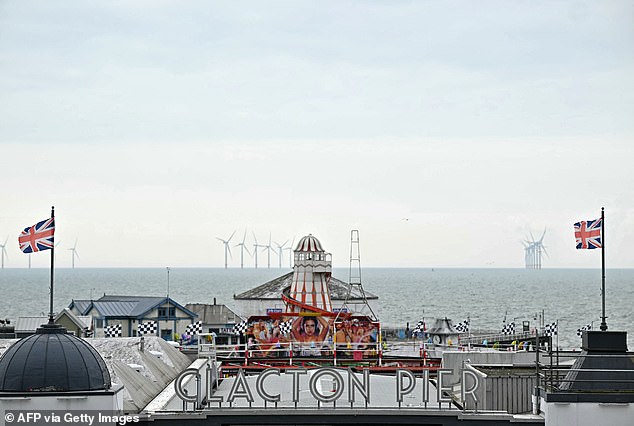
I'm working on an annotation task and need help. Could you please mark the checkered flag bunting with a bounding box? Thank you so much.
[279,319,294,336]
[544,322,558,337]
[577,324,592,337]
[501,321,515,335]
[233,320,248,335]
[105,324,122,338]
[412,320,426,336]
[455,319,470,333]
[186,321,203,335]
[138,321,157,335]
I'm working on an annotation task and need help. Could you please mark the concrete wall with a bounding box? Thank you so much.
[0,384,124,412]
[143,358,212,412]
[543,399,634,426]
[443,351,537,385]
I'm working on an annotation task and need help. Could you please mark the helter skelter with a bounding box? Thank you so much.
[227,232,426,371]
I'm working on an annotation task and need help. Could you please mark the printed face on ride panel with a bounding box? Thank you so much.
[303,318,317,335]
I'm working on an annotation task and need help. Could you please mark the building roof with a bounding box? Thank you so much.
[15,310,92,333]
[14,317,49,333]
[0,325,111,392]
[559,331,634,393]
[69,299,92,315]
[69,295,197,319]
[234,272,378,300]
[427,318,460,336]
[185,303,244,325]
[57,308,92,330]
[295,234,325,252]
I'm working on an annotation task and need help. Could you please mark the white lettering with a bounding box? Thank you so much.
[227,368,254,403]
[287,369,308,403]
[308,368,344,403]
[173,366,481,410]
[348,368,370,405]
[256,368,281,403]
[174,368,199,403]
[462,369,480,405]
[436,369,454,404]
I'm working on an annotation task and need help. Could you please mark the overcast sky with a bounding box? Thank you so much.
[1,1,633,268]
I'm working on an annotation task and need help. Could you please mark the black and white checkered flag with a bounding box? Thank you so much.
[186,321,203,335]
[279,319,293,336]
[138,321,157,335]
[233,320,248,335]
[412,320,425,336]
[576,324,592,337]
[501,321,515,335]
[105,324,122,338]
[544,322,558,337]
[455,319,470,333]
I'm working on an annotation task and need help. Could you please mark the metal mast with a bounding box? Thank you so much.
[338,230,378,321]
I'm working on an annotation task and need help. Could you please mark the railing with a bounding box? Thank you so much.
[197,341,389,366]
[537,351,634,394]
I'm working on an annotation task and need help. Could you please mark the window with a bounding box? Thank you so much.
[158,307,176,318]
[95,319,103,328]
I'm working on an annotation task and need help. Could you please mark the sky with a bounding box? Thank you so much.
[1,1,633,268]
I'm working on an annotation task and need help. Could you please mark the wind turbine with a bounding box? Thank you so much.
[534,229,547,269]
[262,233,273,269]
[283,236,295,268]
[68,238,80,269]
[274,240,288,269]
[252,232,261,269]
[523,228,547,269]
[216,230,236,269]
[0,237,8,269]
[235,229,251,269]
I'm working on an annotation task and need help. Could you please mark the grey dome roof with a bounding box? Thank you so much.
[0,325,111,392]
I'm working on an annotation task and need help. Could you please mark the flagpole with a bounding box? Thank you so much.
[600,207,607,331]
[49,206,55,324]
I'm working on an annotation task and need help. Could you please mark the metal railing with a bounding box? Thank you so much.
[537,350,634,393]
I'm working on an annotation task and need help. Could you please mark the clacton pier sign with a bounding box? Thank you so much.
[173,366,481,410]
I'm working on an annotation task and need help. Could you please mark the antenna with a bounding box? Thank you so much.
[235,229,251,269]
[68,238,80,269]
[216,230,236,269]
[166,267,171,326]
[337,230,378,322]
[0,236,8,269]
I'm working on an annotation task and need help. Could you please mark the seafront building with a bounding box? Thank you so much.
[185,301,244,345]
[69,294,197,339]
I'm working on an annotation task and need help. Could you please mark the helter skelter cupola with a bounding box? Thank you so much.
[284,234,333,314]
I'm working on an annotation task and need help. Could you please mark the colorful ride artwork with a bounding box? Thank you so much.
[239,313,380,360]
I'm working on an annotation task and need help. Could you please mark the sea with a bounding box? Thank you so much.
[1,267,632,350]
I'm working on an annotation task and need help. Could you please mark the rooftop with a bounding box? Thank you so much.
[234,272,378,301]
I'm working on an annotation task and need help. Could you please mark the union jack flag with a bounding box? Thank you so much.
[18,218,55,253]
[574,218,602,249]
